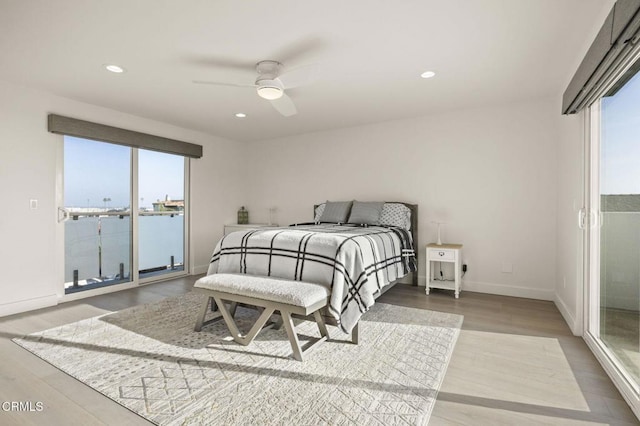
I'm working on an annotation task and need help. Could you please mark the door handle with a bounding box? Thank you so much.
[578,208,586,230]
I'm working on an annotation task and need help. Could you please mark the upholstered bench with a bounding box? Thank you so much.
[193,273,330,361]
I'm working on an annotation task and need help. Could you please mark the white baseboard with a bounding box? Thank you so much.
[0,294,58,318]
[455,279,554,301]
[554,294,581,336]
[192,264,209,275]
[417,276,554,300]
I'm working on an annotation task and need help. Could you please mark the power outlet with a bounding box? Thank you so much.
[462,264,468,272]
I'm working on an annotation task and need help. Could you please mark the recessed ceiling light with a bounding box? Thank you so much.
[104,64,125,73]
[420,71,436,79]
[235,113,247,118]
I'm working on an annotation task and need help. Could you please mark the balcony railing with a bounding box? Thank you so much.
[64,210,184,293]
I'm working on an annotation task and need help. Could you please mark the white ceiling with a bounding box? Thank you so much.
[0,0,612,142]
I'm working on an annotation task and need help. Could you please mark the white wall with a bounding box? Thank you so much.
[0,80,245,316]
[554,110,585,334]
[243,99,560,300]
[552,0,612,335]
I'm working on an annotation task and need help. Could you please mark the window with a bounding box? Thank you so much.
[62,137,189,293]
[51,115,200,295]
[586,55,640,415]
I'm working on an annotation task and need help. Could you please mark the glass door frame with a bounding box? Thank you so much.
[56,139,190,302]
[584,89,640,418]
[138,152,190,286]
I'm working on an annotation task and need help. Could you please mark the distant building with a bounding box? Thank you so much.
[152,195,184,212]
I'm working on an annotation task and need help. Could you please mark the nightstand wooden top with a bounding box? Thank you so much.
[426,243,463,249]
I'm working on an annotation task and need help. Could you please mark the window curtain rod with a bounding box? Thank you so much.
[562,0,640,115]
[47,114,203,158]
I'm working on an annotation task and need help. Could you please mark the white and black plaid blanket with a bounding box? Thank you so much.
[207,224,416,333]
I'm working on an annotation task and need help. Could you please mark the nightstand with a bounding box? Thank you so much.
[425,243,463,298]
[223,224,277,235]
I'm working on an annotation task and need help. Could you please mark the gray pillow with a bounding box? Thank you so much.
[348,201,384,225]
[319,201,352,223]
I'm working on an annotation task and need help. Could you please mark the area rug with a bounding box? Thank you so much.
[13,292,462,425]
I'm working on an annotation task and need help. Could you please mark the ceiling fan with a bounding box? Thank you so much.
[193,60,316,117]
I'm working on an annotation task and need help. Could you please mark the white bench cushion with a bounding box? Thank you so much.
[194,274,330,308]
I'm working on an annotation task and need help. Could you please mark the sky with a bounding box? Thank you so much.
[601,68,640,195]
[64,136,184,209]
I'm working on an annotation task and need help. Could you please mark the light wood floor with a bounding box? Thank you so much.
[602,308,640,386]
[0,277,637,425]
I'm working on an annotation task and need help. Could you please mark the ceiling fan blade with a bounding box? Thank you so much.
[183,54,255,71]
[278,64,318,89]
[192,80,256,88]
[271,36,326,65]
[270,93,297,117]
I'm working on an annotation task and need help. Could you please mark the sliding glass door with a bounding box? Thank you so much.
[63,137,132,293]
[62,136,188,294]
[587,62,640,399]
[138,150,185,279]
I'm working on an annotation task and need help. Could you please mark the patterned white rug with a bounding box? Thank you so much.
[13,293,462,425]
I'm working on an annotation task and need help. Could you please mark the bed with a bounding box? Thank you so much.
[206,201,418,334]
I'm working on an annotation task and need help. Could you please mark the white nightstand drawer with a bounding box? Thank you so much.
[428,249,455,261]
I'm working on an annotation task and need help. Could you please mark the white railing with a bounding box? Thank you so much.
[64,212,184,290]
[600,211,640,311]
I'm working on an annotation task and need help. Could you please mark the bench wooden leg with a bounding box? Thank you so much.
[281,311,304,361]
[214,296,275,346]
[281,310,330,362]
[314,310,329,339]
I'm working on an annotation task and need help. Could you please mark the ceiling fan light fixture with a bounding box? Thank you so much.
[104,64,125,73]
[257,85,283,100]
[256,78,284,100]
